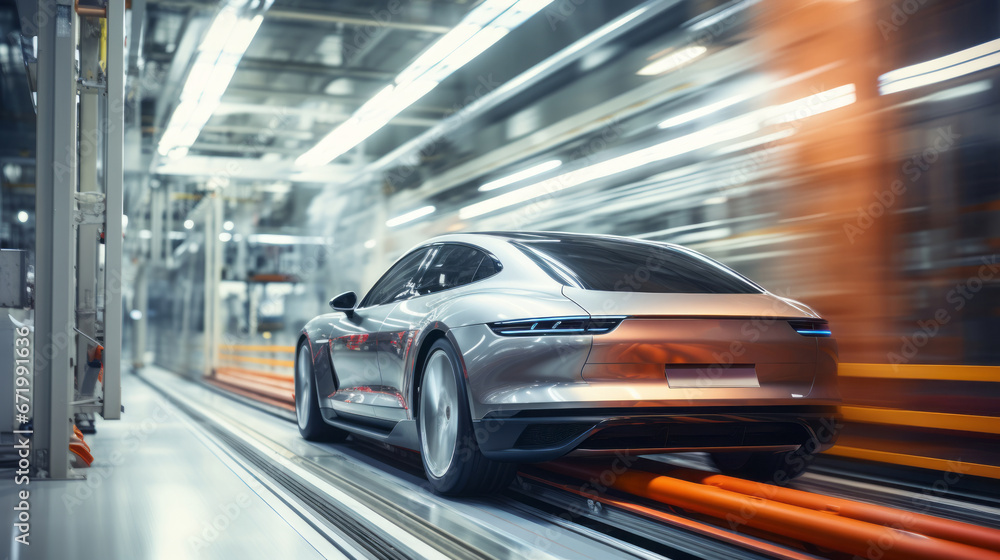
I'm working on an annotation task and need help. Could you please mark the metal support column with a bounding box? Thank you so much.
[201,193,220,377]
[74,15,102,415]
[34,0,78,479]
[130,264,146,368]
[102,0,124,419]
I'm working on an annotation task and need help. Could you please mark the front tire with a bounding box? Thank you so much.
[295,342,348,442]
[418,339,516,495]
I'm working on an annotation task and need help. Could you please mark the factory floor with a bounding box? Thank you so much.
[0,373,335,560]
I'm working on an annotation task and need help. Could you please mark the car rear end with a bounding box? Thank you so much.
[464,233,840,463]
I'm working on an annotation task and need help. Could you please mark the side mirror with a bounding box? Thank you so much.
[329,291,358,317]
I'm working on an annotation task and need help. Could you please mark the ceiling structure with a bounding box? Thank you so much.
[138,0,475,180]
[135,0,642,187]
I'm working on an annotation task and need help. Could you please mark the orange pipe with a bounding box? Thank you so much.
[209,373,293,404]
[219,345,295,353]
[519,472,818,560]
[542,462,1000,560]
[668,467,1000,552]
[74,0,106,17]
[205,378,295,411]
[215,366,294,385]
[218,353,294,367]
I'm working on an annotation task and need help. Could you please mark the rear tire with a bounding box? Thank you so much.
[295,342,348,442]
[711,449,812,483]
[417,339,516,496]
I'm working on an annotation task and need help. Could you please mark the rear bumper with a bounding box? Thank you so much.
[473,405,841,463]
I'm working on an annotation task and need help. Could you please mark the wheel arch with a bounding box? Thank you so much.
[299,329,338,401]
[410,327,470,421]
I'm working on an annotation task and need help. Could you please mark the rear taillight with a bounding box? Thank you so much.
[788,319,831,337]
[489,316,626,336]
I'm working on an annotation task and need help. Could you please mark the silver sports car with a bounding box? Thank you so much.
[297,232,840,494]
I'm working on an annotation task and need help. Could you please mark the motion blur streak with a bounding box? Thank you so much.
[141,0,1000,479]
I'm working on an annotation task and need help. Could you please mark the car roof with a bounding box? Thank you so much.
[435,230,687,251]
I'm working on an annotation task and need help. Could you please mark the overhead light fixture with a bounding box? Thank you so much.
[479,160,562,192]
[898,80,991,107]
[659,94,749,129]
[637,45,707,76]
[386,205,436,228]
[166,146,189,160]
[879,38,1000,95]
[139,229,153,239]
[3,162,22,183]
[460,84,855,219]
[247,234,330,245]
[219,232,233,242]
[766,83,856,126]
[183,219,195,229]
[364,239,377,249]
[17,211,28,223]
[295,0,556,167]
[223,220,235,231]
[157,4,267,157]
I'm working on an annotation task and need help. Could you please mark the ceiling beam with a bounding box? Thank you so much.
[265,8,451,34]
[201,125,316,140]
[154,154,361,183]
[222,87,453,115]
[213,102,439,127]
[238,58,394,80]
[223,87,367,105]
[189,143,306,156]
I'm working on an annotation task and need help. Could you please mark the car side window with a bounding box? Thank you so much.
[360,248,432,308]
[415,244,496,295]
[472,254,500,282]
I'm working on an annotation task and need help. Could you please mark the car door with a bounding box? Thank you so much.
[375,243,499,420]
[326,247,433,419]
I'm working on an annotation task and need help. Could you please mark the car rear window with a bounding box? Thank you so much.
[513,237,762,294]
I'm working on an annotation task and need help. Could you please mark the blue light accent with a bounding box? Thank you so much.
[489,315,628,336]
[498,328,586,335]
[796,329,832,336]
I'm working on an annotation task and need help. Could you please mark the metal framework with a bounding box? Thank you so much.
[32,0,124,479]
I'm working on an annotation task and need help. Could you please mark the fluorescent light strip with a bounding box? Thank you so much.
[386,205,436,228]
[157,8,265,157]
[479,160,562,191]
[295,0,555,167]
[248,234,330,245]
[898,80,991,107]
[659,93,749,129]
[637,45,707,76]
[879,38,1000,95]
[460,84,855,219]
